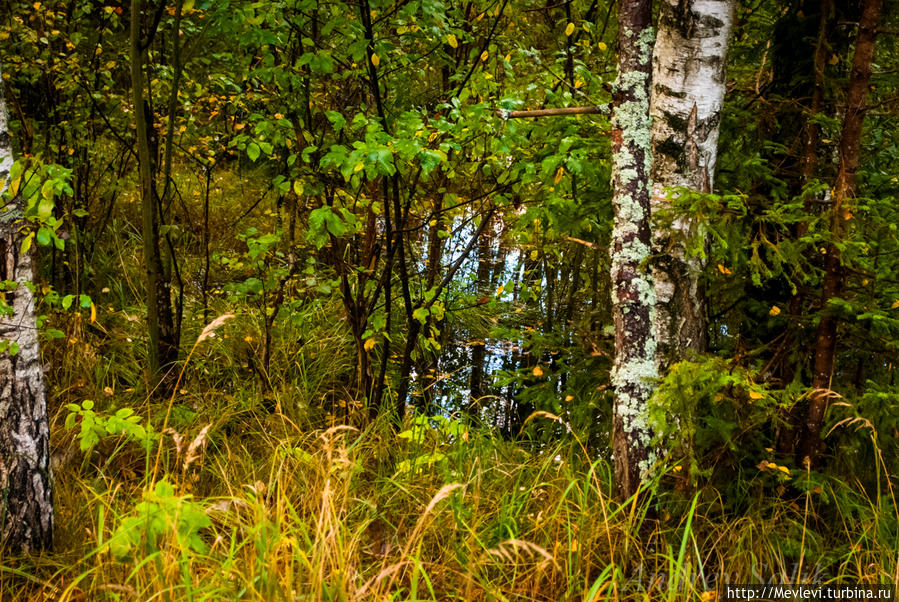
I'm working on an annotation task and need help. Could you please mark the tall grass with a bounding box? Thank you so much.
[4,410,897,600]
[4,295,896,600]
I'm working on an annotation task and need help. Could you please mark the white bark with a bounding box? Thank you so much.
[650,0,735,364]
[0,65,54,553]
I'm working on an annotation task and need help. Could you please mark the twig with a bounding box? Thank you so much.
[497,105,608,119]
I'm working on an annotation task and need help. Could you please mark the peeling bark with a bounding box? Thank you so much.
[0,65,54,554]
[650,0,735,367]
[610,0,658,500]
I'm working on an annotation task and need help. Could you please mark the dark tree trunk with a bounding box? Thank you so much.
[130,1,179,387]
[0,65,54,554]
[777,0,833,458]
[469,217,494,416]
[609,0,658,500]
[798,0,883,466]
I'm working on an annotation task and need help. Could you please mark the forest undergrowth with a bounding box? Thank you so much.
[0,285,895,601]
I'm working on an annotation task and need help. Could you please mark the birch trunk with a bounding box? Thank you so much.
[650,0,735,366]
[610,0,658,500]
[0,65,54,553]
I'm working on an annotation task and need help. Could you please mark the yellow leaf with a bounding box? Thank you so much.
[480,50,489,62]
[769,305,781,316]
[364,338,377,351]
[532,366,544,377]
[554,166,564,184]
[20,233,33,255]
[749,390,764,400]
[565,22,575,36]
[428,131,439,142]
[598,41,607,51]
[717,263,732,275]
[371,54,380,67]
[496,285,504,295]
[828,54,839,65]
[530,249,539,260]
[778,465,791,475]
[354,161,365,172]
[447,33,458,48]
[891,300,899,309]
[90,302,97,324]
[565,395,574,402]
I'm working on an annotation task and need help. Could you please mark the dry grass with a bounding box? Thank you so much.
[1,402,896,601]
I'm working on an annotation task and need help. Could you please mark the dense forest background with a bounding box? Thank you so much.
[1,0,898,599]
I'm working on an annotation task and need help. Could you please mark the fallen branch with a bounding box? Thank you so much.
[497,105,608,119]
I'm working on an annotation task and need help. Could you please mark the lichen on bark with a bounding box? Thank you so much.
[609,2,659,498]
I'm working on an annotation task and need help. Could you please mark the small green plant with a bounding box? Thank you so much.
[106,479,212,560]
[64,400,155,452]
[396,414,467,474]
[2,158,74,254]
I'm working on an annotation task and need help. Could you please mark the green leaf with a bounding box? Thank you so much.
[413,307,430,325]
[36,227,51,247]
[324,213,346,237]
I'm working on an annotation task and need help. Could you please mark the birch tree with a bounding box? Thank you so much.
[649,0,735,366]
[0,65,54,554]
[610,0,658,499]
